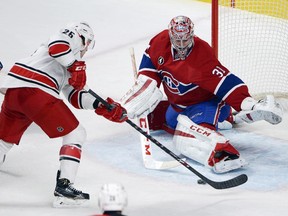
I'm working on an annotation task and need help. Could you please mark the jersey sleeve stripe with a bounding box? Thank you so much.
[138,68,158,73]
[139,53,156,71]
[214,73,245,100]
[48,40,72,58]
[68,89,86,109]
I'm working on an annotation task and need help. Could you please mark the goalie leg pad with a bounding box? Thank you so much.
[173,131,213,165]
[176,114,227,143]
[173,114,247,173]
[121,75,163,119]
[173,114,225,165]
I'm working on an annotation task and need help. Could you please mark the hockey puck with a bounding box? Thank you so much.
[197,179,206,185]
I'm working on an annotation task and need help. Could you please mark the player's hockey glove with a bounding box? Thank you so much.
[95,98,128,123]
[67,61,86,90]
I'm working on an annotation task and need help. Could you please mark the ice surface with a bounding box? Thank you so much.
[0,0,287,215]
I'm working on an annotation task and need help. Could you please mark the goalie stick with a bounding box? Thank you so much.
[129,47,182,170]
[87,88,248,190]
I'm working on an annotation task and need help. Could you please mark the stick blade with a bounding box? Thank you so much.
[206,174,248,189]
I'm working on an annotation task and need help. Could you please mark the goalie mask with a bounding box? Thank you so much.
[168,15,195,60]
[98,183,128,212]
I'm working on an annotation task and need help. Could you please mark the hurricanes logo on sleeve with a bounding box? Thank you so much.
[160,71,198,95]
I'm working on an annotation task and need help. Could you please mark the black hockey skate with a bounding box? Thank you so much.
[53,171,89,207]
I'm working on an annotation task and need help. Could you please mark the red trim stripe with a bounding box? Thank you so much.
[69,90,81,109]
[124,79,153,104]
[10,64,59,91]
[49,42,71,58]
[174,130,195,138]
[60,145,82,160]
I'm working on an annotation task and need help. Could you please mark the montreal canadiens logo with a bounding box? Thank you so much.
[161,71,197,95]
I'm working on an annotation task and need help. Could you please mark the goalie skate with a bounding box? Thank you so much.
[53,178,89,208]
[213,156,247,174]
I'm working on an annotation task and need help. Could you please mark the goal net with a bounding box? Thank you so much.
[211,0,288,102]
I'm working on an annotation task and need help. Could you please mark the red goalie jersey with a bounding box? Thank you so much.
[138,30,251,112]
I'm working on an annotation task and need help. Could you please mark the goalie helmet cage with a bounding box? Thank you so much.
[211,0,288,101]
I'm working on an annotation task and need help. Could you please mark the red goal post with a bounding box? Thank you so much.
[211,0,288,107]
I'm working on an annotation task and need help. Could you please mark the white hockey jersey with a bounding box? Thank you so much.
[0,25,96,110]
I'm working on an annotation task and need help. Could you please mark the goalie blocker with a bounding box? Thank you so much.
[120,75,163,119]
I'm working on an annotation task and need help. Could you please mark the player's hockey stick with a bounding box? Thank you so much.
[88,89,248,189]
[129,47,182,170]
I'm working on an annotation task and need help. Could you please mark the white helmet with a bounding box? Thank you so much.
[168,15,194,60]
[68,21,95,51]
[98,183,128,212]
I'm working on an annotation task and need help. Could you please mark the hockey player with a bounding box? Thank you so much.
[0,61,3,70]
[0,22,127,207]
[121,15,283,173]
[97,183,128,216]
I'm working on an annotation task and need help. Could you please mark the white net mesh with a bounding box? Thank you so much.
[217,0,288,99]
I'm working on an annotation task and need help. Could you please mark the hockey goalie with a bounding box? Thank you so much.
[121,15,283,174]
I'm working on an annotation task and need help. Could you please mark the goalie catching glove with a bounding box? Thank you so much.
[236,95,283,125]
[95,98,128,123]
[120,75,163,119]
